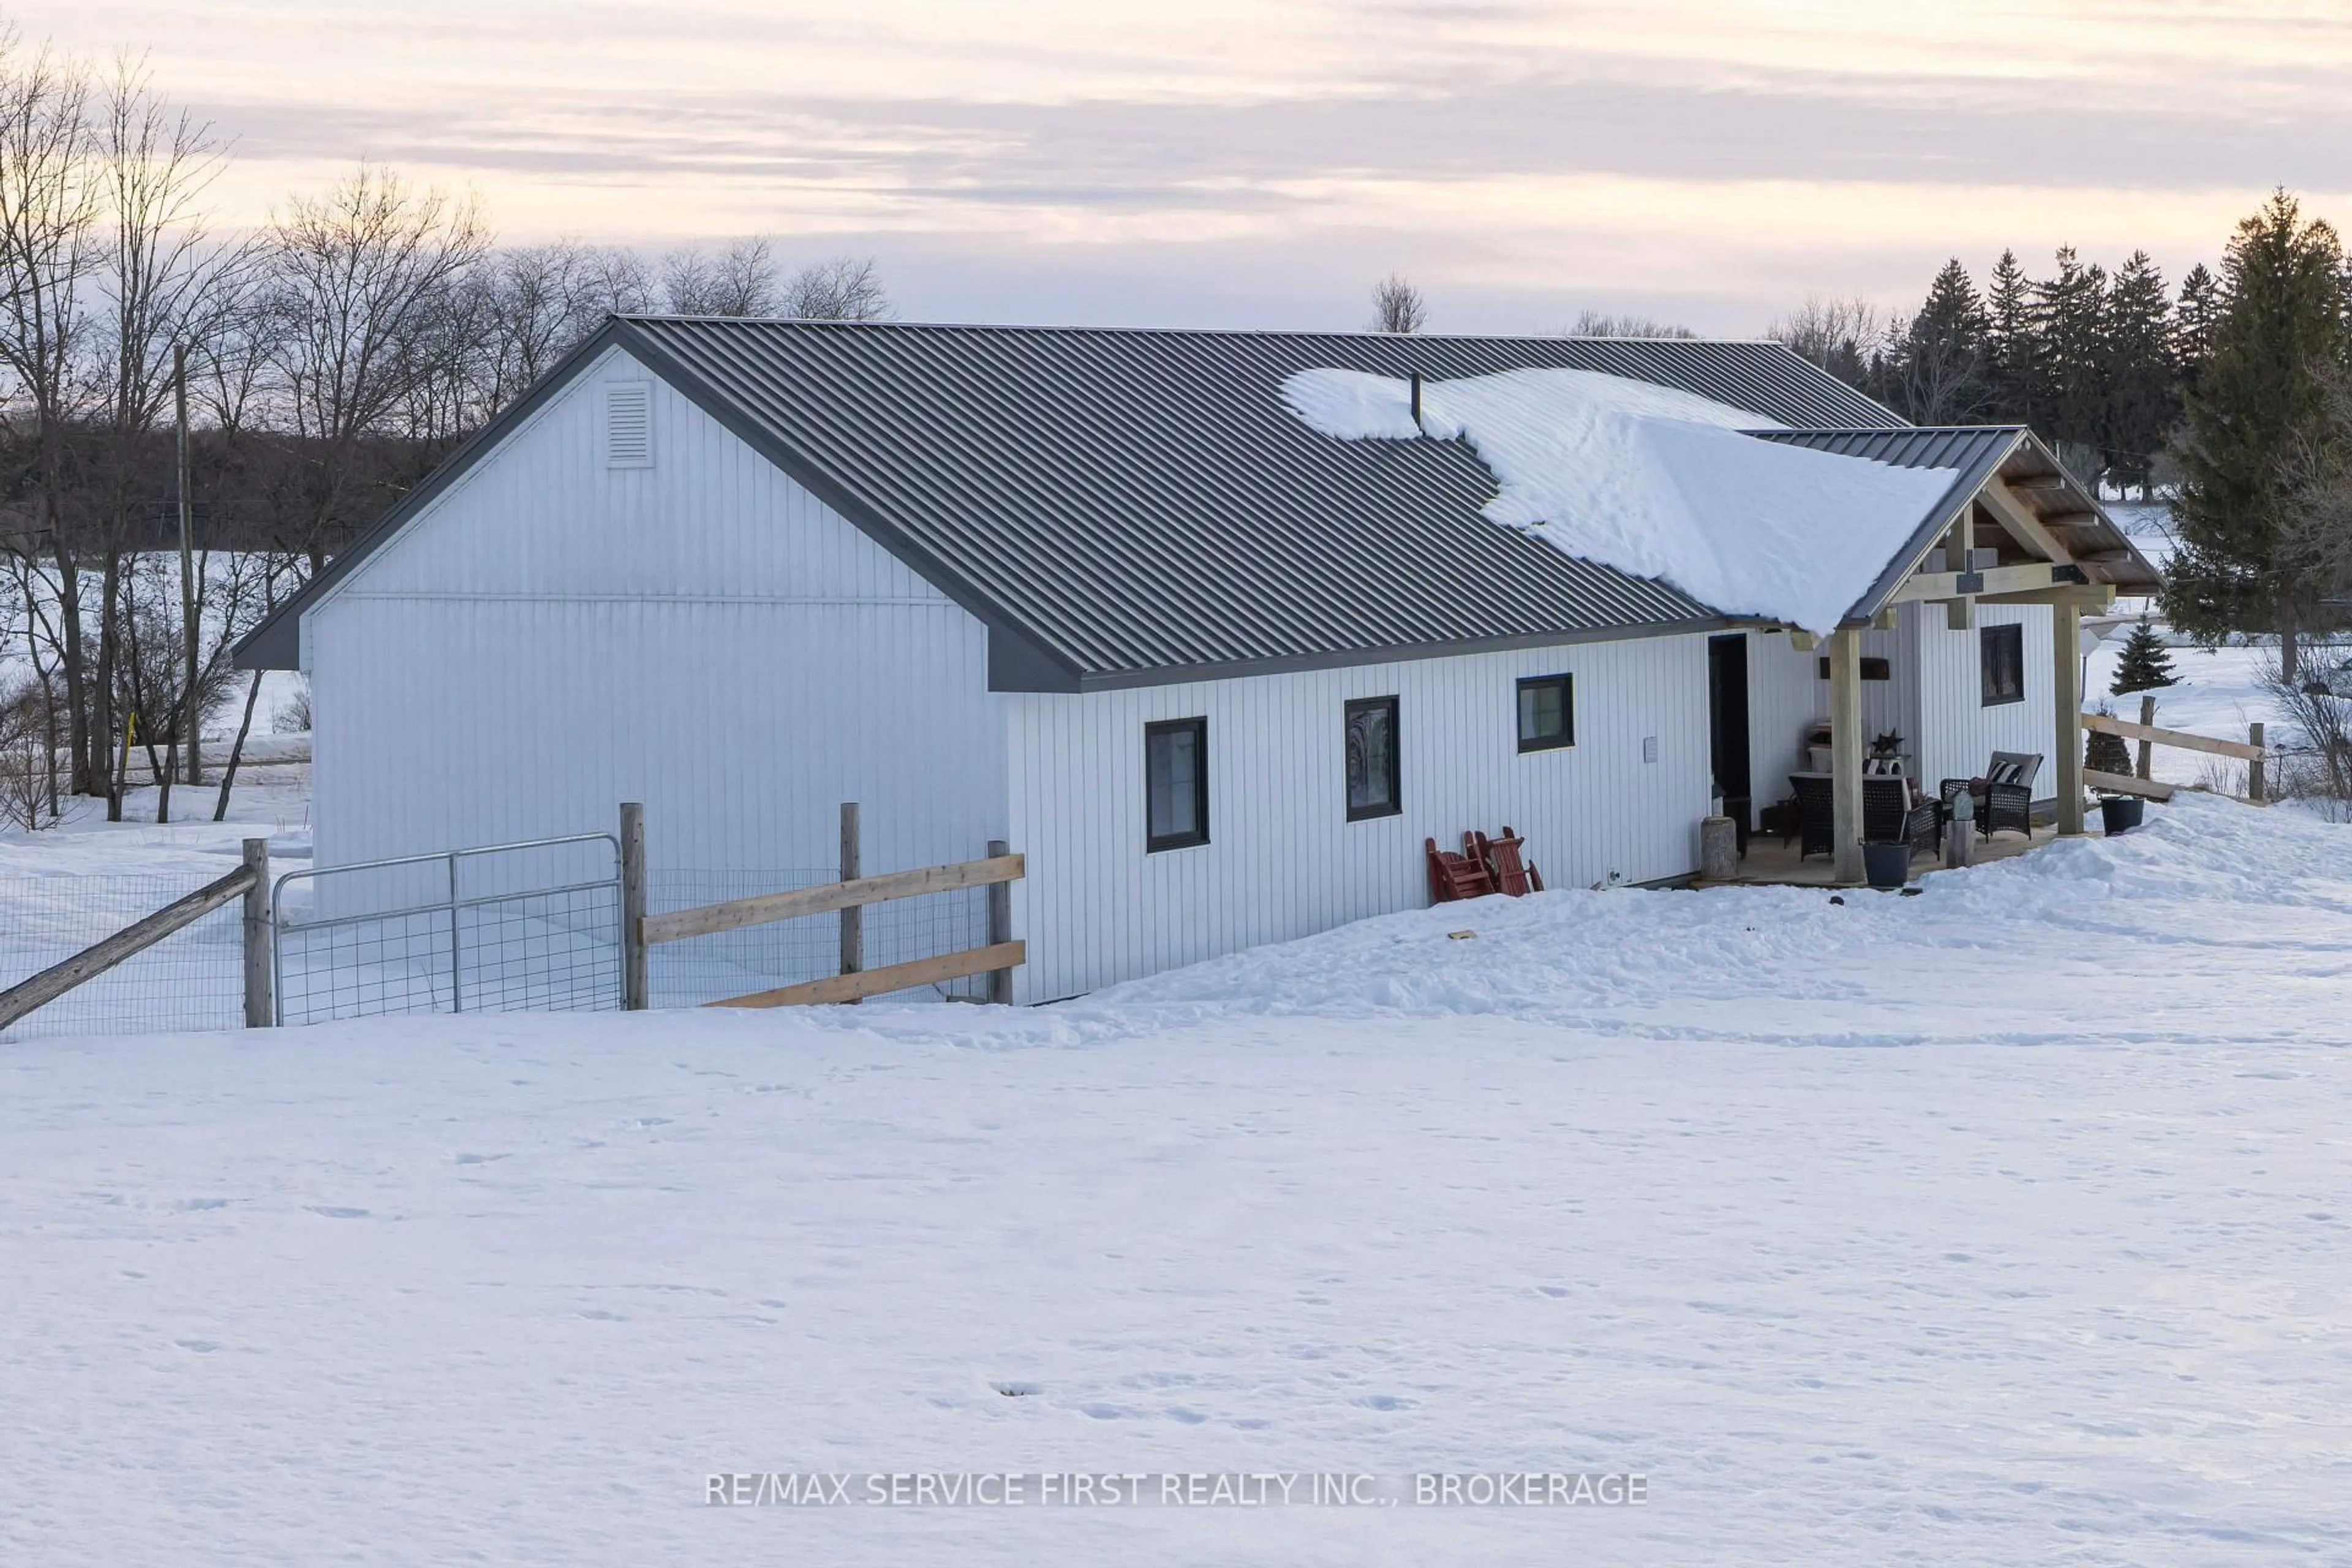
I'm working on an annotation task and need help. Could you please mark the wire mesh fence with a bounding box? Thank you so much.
[272,835,623,1027]
[647,869,991,1007]
[0,873,246,1041]
[1,850,995,1041]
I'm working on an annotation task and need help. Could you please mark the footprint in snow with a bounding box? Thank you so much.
[453,1153,510,1166]
[174,1339,219,1354]
[1355,1395,1415,1412]
[307,1206,369,1219]
[176,1198,229,1212]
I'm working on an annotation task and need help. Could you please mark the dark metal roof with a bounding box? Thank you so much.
[611,319,1906,688]
[239,318,1924,684]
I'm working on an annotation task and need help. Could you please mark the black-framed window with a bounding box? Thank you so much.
[1517,673,1574,752]
[1344,696,1401,820]
[1980,623,2025,707]
[1145,717,1208,851]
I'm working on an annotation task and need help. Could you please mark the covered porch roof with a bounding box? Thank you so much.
[1749,425,2162,629]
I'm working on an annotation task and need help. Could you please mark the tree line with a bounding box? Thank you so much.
[0,31,889,824]
[1777,192,2352,682]
[1378,189,2352,685]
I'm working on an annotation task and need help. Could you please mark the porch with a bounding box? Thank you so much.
[1717,816,2069,889]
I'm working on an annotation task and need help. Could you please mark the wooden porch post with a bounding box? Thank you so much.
[2052,600,2084,835]
[1828,627,1864,883]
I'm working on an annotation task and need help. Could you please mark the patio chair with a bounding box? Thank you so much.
[1862,775,1942,860]
[1939,752,2041,840]
[1789,773,1836,861]
[1427,837,1497,902]
[1483,827,1545,895]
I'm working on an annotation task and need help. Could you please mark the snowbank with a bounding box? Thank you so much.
[5,793,2351,1565]
[1282,367,1959,636]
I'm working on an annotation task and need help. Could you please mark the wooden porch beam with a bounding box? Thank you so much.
[1979,478,2075,564]
[1888,562,2092,606]
[1980,584,2116,609]
[1828,627,1864,884]
[2053,598,2085,835]
[1945,505,1975,630]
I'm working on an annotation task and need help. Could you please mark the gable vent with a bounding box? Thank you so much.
[605,381,654,469]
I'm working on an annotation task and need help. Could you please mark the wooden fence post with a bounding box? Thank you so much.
[2136,694,2155,780]
[986,839,1013,1005]
[620,802,648,1011]
[839,802,862,999]
[2248,723,2265,804]
[243,838,273,1028]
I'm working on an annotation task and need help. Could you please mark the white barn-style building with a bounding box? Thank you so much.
[238,320,2157,1005]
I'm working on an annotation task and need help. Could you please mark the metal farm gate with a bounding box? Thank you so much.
[270,832,624,1025]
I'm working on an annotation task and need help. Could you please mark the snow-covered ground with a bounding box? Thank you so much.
[5,791,2351,1565]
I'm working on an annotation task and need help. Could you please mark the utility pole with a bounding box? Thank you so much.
[177,343,200,786]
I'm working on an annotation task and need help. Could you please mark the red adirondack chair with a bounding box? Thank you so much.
[1426,837,1497,903]
[1476,828,1539,897]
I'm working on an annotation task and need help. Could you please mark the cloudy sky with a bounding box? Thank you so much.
[20,0,2352,332]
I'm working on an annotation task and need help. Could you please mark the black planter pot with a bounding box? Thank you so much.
[1861,842,1912,889]
[2100,795,2144,835]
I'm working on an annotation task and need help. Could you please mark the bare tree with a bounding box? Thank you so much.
[1371,273,1425,334]
[1567,310,1697,339]
[0,32,102,794]
[663,236,776,316]
[262,163,490,567]
[89,56,248,815]
[782,255,888,321]
[1767,295,1893,391]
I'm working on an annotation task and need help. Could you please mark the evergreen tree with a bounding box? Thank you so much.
[1886,258,1992,423]
[2111,617,2178,693]
[2086,705,2133,777]
[2102,251,2176,499]
[2033,246,2111,477]
[2174,262,2223,396]
[1984,248,2036,421]
[2164,190,2351,683]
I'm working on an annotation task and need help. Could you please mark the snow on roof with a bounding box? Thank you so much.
[1281,366,1962,637]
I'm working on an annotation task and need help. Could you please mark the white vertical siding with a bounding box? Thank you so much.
[1911,603,2059,793]
[306,347,1003,882]
[1746,630,1818,805]
[1004,634,1713,1003]
[1741,612,1929,817]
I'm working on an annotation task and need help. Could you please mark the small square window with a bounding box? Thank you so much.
[1980,624,2024,707]
[1517,673,1574,752]
[1145,718,1208,851]
[1344,697,1401,820]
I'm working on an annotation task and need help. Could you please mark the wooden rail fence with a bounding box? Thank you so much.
[0,839,273,1033]
[628,803,1023,1009]
[2080,704,2266,805]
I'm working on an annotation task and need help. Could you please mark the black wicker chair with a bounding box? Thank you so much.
[1790,773,1836,860]
[1863,775,1942,860]
[1940,752,2041,840]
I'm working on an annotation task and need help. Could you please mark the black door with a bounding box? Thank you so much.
[1707,634,1752,832]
